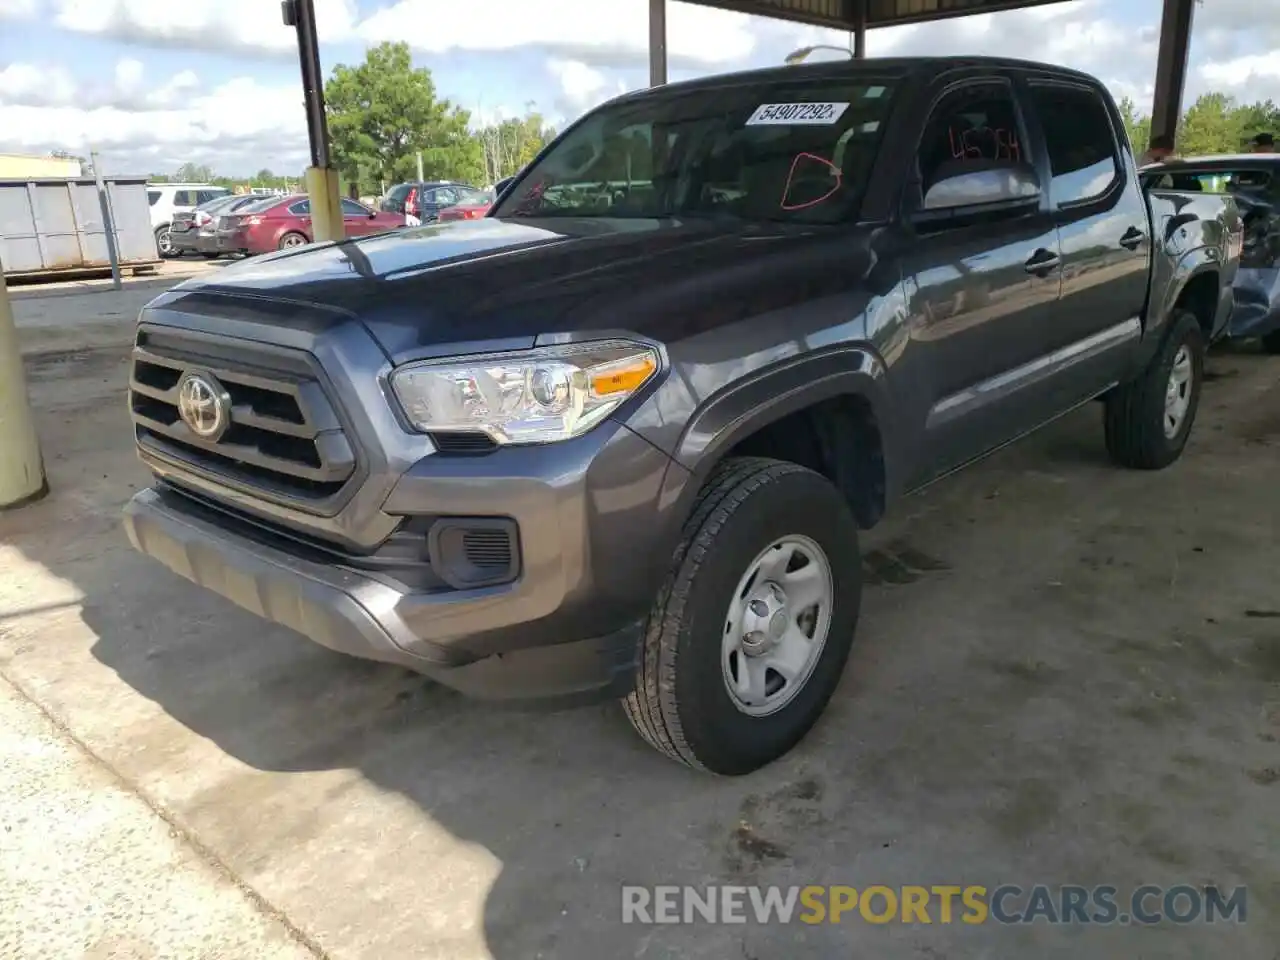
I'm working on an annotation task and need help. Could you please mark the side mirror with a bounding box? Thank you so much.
[920,160,1041,214]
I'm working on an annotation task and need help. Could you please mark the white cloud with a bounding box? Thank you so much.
[0,63,309,176]
[547,58,630,120]
[1,0,358,57]
[358,0,756,67]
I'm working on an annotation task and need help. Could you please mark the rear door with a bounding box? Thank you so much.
[1022,79,1149,400]
[897,74,1064,484]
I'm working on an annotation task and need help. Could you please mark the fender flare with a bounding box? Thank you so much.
[655,345,898,535]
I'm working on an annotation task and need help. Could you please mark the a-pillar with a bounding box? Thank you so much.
[1150,0,1195,146]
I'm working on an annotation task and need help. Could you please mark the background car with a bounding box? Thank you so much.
[221,194,406,254]
[147,183,230,258]
[437,186,496,222]
[380,180,479,222]
[168,194,264,258]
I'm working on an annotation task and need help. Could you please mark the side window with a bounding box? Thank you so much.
[340,198,368,215]
[917,82,1026,193]
[420,189,439,206]
[147,190,161,206]
[173,190,195,206]
[1028,84,1120,205]
[289,200,311,215]
[435,188,459,206]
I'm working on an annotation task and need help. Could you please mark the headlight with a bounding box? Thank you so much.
[389,340,660,444]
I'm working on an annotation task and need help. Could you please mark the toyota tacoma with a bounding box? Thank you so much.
[123,57,1240,774]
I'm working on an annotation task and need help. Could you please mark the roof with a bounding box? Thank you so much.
[687,0,1073,30]
[608,54,1097,103]
[1144,153,1280,170]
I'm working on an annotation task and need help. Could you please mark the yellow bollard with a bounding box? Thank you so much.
[0,253,47,508]
[304,165,345,244]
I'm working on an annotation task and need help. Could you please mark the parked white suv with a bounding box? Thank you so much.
[147,183,229,258]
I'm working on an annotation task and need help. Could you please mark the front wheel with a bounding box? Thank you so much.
[622,458,862,775]
[1104,309,1205,470]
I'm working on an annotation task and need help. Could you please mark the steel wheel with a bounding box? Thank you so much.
[721,534,833,718]
[1163,344,1193,438]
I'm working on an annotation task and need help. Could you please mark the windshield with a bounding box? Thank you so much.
[492,76,895,224]
[454,187,492,206]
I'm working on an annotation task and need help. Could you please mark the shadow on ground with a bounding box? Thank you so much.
[1,340,1277,959]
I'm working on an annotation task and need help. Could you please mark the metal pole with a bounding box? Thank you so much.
[90,150,122,291]
[649,0,667,87]
[0,252,47,509]
[416,151,424,181]
[283,0,344,242]
[1150,0,1195,145]
[852,0,867,58]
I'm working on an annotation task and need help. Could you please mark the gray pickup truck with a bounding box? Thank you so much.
[123,56,1240,775]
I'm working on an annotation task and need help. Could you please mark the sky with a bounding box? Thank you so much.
[0,0,1278,178]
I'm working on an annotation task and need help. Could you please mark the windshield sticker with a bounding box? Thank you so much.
[780,152,842,211]
[746,102,849,126]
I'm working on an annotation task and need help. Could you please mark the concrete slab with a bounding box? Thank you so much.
[0,673,319,960]
[1,304,1277,959]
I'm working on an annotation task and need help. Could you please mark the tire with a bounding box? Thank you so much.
[1261,330,1280,355]
[201,252,221,260]
[154,226,176,259]
[278,232,307,250]
[1104,309,1205,470]
[622,457,862,775]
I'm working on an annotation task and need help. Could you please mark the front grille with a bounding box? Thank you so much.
[129,326,357,505]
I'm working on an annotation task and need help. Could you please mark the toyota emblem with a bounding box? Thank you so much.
[177,372,231,441]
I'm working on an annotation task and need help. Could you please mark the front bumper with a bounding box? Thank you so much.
[123,485,644,705]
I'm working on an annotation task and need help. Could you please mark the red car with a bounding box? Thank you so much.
[438,199,493,222]
[221,195,406,254]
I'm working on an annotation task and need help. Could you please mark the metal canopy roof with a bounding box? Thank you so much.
[687,0,1073,30]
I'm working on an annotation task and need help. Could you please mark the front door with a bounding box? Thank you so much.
[341,198,376,235]
[896,77,1063,486]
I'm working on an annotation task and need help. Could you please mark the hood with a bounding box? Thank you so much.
[162,217,878,361]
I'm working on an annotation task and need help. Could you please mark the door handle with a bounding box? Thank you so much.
[1024,248,1061,276]
[1119,226,1146,250]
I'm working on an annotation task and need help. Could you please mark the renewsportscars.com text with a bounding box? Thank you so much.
[621,884,1247,926]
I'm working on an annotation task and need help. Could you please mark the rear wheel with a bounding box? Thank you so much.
[277,232,307,250]
[154,226,176,259]
[622,458,861,775]
[1104,309,1204,470]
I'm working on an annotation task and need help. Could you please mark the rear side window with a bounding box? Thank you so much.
[173,190,196,206]
[147,190,161,206]
[289,200,311,215]
[388,184,413,201]
[1028,84,1120,205]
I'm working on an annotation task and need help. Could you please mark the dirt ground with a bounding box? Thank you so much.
[1,282,1277,959]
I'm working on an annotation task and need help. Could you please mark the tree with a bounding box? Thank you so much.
[325,42,484,193]
[1117,97,1151,155]
[174,161,215,182]
[1179,93,1241,157]
[477,108,557,183]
